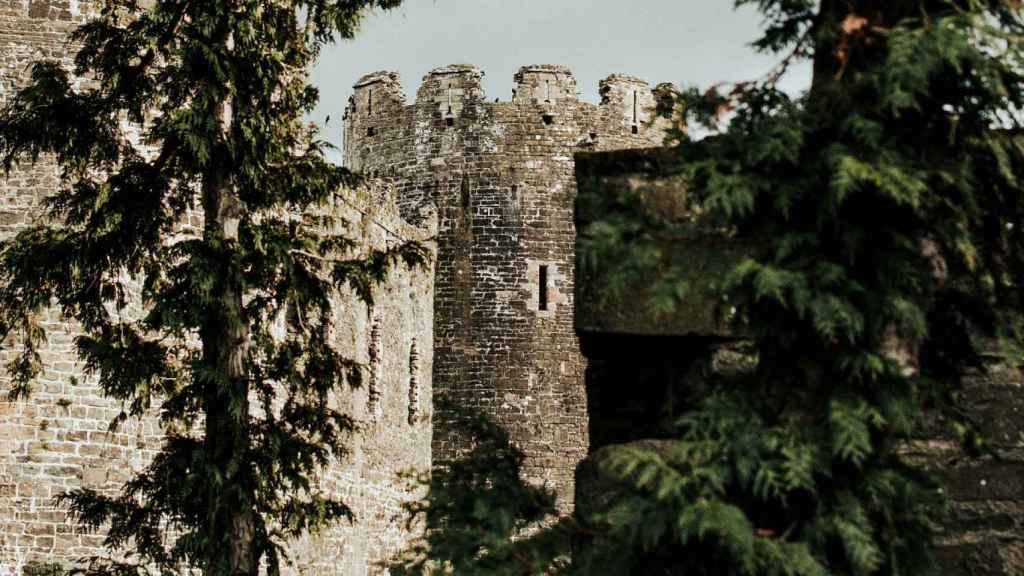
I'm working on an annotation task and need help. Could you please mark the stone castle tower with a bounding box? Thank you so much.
[342,64,674,506]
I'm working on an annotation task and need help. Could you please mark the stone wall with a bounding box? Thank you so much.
[342,64,675,510]
[279,187,437,576]
[913,361,1024,576]
[0,2,128,571]
[1,5,437,572]
[575,148,740,337]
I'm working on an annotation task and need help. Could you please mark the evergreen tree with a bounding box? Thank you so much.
[575,0,1024,574]
[0,1,424,574]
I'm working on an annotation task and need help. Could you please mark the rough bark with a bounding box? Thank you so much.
[199,29,258,576]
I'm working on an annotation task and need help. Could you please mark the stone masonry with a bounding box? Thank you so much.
[0,178,437,575]
[342,64,674,509]
[13,3,1019,575]
[1,4,437,574]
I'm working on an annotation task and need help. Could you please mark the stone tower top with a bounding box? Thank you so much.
[349,70,406,121]
[343,64,671,115]
[342,64,676,173]
[415,64,486,119]
[599,74,662,135]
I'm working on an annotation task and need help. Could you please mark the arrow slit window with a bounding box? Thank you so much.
[538,265,549,311]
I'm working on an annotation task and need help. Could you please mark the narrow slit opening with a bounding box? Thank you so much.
[408,338,420,426]
[538,265,549,311]
[460,176,471,209]
[631,124,639,135]
[445,84,455,126]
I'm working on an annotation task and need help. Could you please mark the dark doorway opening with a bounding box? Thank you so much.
[580,331,719,452]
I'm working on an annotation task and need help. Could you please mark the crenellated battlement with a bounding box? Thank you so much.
[348,70,406,116]
[342,64,677,178]
[512,64,577,104]
[344,64,671,111]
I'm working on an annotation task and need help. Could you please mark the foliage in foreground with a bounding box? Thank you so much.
[387,409,571,576]
[0,0,422,574]
[399,1,1024,575]
[575,0,1024,574]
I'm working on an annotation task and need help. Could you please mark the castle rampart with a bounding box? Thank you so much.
[343,65,675,508]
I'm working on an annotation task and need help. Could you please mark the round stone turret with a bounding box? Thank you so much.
[342,65,673,509]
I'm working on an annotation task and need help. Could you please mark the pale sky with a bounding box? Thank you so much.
[310,0,812,162]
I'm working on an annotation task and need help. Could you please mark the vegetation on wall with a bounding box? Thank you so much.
[0,1,426,574]
[388,408,571,576]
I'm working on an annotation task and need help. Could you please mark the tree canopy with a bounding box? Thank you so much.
[0,1,425,574]
[581,1,1024,573]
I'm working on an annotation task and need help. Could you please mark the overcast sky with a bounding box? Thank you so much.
[310,0,812,161]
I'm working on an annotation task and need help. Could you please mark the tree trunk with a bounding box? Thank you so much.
[200,29,258,576]
[810,0,841,91]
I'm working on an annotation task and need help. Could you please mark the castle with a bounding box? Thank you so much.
[4,3,1024,575]
[0,2,680,572]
